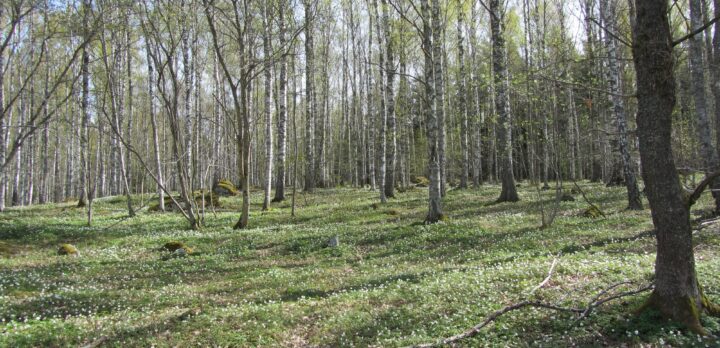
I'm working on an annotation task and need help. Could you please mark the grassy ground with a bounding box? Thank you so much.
[1,181,720,347]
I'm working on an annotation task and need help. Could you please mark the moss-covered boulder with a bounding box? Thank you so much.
[582,206,605,218]
[58,244,79,257]
[411,176,430,187]
[162,241,193,254]
[213,179,240,196]
[192,190,221,208]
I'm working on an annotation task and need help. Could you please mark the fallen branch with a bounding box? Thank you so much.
[408,281,654,348]
[686,170,720,207]
[409,301,582,348]
[575,282,654,323]
[528,255,560,295]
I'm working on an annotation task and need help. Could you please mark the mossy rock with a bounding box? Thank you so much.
[412,176,430,187]
[58,244,79,257]
[213,179,240,196]
[162,241,193,254]
[582,206,605,218]
[192,190,221,208]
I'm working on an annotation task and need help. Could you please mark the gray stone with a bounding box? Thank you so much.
[327,235,340,248]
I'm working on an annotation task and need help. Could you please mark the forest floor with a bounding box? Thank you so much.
[1,181,720,347]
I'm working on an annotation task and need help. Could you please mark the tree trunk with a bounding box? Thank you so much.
[182,3,194,191]
[371,0,388,203]
[273,0,288,203]
[304,0,315,192]
[367,6,376,189]
[78,0,91,208]
[632,0,720,334]
[421,0,443,223]
[470,2,483,188]
[689,0,720,214]
[490,0,519,202]
[262,3,273,211]
[0,7,6,211]
[39,5,50,205]
[601,0,643,210]
[711,0,720,214]
[457,2,469,189]
[431,0,447,197]
[146,37,165,212]
[381,0,397,198]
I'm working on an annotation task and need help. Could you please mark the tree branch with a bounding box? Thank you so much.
[408,281,653,347]
[672,14,720,47]
[687,170,720,207]
[587,17,632,48]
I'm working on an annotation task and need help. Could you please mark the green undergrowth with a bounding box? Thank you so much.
[1,181,720,347]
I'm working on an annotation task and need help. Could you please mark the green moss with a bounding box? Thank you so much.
[213,179,240,196]
[57,244,79,256]
[193,191,221,208]
[162,241,193,254]
[582,205,605,218]
[411,176,430,187]
[698,282,720,317]
[639,291,707,335]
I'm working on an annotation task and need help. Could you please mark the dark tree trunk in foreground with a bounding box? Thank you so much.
[490,0,519,202]
[632,0,720,334]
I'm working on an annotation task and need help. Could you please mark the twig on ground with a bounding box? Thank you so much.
[528,255,560,295]
[408,281,654,348]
